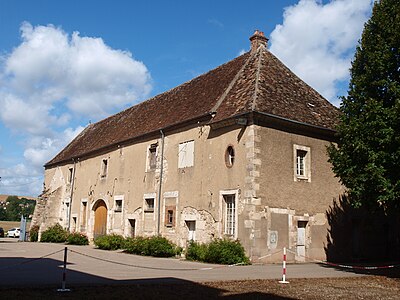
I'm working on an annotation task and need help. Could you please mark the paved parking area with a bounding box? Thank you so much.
[0,238,362,287]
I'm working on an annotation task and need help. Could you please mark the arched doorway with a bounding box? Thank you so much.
[93,200,107,239]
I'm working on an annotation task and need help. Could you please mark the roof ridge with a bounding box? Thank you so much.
[211,52,254,113]
[251,46,264,111]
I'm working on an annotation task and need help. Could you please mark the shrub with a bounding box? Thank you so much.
[204,239,250,265]
[29,225,39,242]
[124,236,147,255]
[94,234,125,250]
[145,236,177,257]
[124,236,180,257]
[40,224,68,243]
[186,241,208,261]
[186,239,250,265]
[67,232,89,245]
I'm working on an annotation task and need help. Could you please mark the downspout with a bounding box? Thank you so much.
[157,130,165,235]
[67,159,77,231]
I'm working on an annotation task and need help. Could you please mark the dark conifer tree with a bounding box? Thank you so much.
[328,0,400,210]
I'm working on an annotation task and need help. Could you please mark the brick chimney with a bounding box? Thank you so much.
[249,30,268,52]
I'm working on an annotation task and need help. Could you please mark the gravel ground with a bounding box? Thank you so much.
[1,276,399,299]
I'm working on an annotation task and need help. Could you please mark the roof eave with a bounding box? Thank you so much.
[44,112,214,169]
[210,111,338,142]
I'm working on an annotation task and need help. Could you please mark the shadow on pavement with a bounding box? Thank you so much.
[0,256,292,299]
[318,262,400,278]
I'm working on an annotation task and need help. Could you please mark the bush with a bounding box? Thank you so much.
[124,236,181,257]
[186,241,208,261]
[67,232,89,245]
[29,225,39,242]
[186,239,250,265]
[204,239,250,265]
[124,236,147,255]
[94,234,125,250]
[40,224,68,243]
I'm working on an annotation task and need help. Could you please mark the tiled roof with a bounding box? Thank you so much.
[46,42,339,167]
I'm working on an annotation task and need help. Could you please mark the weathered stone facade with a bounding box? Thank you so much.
[34,31,345,262]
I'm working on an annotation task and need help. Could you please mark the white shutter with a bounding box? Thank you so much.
[178,142,187,168]
[186,140,194,167]
[178,141,194,168]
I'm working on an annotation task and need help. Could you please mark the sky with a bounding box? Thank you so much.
[0,0,373,197]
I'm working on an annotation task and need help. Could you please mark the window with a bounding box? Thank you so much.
[115,199,122,212]
[167,210,174,226]
[225,146,235,167]
[224,194,236,236]
[81,201,87,230]
[101,159,108,178]
[145,198,154,212]
[178,140,194,168]
[68,167,74,183]
[293,145,311,182]
[148,143,158,170]
[296,150,306,176]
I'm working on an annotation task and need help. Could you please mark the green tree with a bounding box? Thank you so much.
[1,196,36,221]
[328,0,400,210]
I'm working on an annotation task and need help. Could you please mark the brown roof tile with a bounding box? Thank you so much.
[46,43,339,167]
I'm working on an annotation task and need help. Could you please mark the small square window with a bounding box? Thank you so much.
[115,199,122,212]
[145,198,154,212]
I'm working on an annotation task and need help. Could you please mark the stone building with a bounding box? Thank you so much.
[33,31,344,262]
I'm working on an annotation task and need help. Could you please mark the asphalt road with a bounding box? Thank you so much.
[0,238,363,287]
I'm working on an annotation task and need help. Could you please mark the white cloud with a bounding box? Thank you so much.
[23,126,84,169]
[207,19,224,29]
[238,49,246,56]
[2,22,151,119]
[269,0,373,106]
[0,163,43,196]
[0,22,151,196]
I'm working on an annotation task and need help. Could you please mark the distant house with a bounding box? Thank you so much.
[33,31,344,262]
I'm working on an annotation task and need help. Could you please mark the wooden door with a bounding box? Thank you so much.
[94,200,107,239]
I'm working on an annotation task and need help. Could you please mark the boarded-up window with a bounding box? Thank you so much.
[178,140,194,168]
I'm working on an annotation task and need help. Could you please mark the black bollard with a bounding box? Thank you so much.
[57,247,71,292]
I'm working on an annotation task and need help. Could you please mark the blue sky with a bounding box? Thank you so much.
[0,0,373,196]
